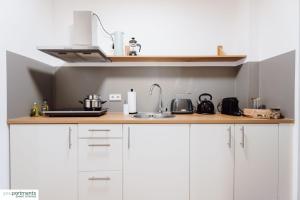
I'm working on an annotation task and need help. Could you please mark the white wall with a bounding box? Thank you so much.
[298,1,300,199]
[51,0,298,62]
[52,0,251,59]
[250,1,299,199]
[0,0,55,188]
[250,0,299,61]
[0,0,299,192]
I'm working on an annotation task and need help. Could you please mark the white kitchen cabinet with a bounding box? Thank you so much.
[10,125,78,200]
[190,124,234,200]
[123,124,189,200]
[78,124,123,138]
[79,138,123,171]
[78,124,123,200]
[79,171,122,200]
[278,124,294,200]
[9,122,289,200]
[234,124,278,200]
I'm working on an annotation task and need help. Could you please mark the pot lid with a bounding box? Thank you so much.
[88,94,101,100]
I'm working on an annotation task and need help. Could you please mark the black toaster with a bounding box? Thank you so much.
[170,98,194,114]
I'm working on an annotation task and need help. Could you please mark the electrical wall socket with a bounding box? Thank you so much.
[109,94,122,101]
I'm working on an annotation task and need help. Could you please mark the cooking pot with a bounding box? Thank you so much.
[79,94,107,111]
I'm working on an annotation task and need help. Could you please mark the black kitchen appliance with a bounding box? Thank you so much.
[170,98,194,114]
[197,93,215,114]
[43,108,107,117]
[218,97,242,116]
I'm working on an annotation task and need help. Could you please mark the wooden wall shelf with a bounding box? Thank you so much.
[108,55,247,62]
[60,55,247,67]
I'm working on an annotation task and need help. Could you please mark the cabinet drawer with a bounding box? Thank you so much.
[79,138,122,171]
[79,124,122,138]
[79,171,122,200]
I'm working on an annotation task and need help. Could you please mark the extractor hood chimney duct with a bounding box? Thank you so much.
[38,11,110,63]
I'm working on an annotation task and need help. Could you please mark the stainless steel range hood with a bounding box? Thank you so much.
[38,46,111,63]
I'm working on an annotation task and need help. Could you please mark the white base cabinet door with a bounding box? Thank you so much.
[10,125,78,200]
[278,124,294,200]
[190,124,234,200]
[123,125,189,200]
[234,124,278,200]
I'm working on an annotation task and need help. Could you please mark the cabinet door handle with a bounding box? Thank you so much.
[88,177,111,181]
[240,126,245,148]
[128,127,131,149]
[227,126,232,148]
[88,129,111,132]
[68,127,72,149]
[88,144,111,147]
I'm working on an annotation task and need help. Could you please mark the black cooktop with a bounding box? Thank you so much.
[43,108,108,117]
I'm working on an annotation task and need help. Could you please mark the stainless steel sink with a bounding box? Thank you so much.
[133,112,175,119]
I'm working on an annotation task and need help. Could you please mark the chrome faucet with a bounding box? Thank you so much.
[149,83,163,113]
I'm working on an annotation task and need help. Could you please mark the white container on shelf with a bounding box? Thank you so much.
[113,31,124,56]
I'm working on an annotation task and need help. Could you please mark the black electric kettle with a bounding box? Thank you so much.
[197,93,215,114]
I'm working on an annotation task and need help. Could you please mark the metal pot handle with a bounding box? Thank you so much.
[137,44,141,52]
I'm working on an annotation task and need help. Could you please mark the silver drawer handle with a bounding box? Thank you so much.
[88,177,111,181]
[128,127,131,149]
[88,129,111,132]
[68,127,72,149]
[80,137,121,139]
[227,126,232,148]
[240,126,245,148]
[88,144,111,147]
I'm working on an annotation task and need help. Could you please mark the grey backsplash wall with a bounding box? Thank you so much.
[235,51,295,118]
[7,51,295,118]
[7,51,55,118]
[55,67,238,112]
[259,51,295,118]
[235,62,260,108]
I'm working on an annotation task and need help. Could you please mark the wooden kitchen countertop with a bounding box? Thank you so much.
[7,113,294,124]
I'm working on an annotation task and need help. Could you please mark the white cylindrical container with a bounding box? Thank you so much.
[113,31,124,56]
[128,89,137,114]
[123,101,129,115]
